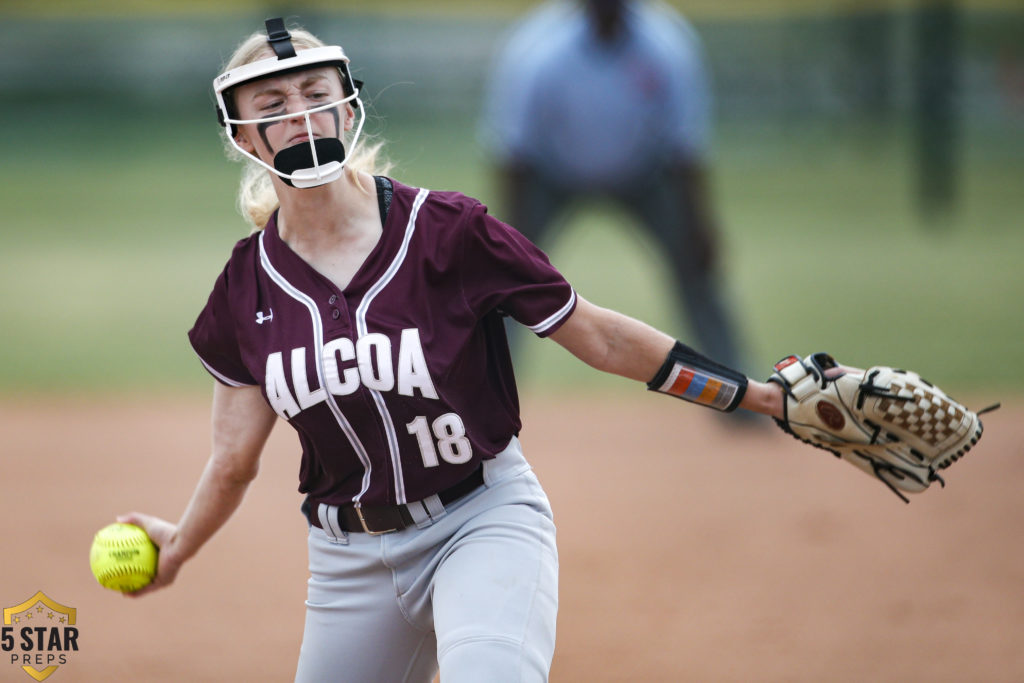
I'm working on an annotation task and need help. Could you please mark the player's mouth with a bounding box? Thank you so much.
[288,133,317,145]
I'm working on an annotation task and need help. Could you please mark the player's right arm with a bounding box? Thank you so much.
[119,381,277,597]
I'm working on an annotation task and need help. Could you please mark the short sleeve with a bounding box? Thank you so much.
[187,267,258,387]
[459,203,576,337]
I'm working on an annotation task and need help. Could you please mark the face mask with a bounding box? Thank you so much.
[214,20,365,188]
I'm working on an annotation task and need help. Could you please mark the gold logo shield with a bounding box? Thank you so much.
[3,592,78,681]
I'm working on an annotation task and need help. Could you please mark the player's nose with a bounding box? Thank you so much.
[280,93,309,118]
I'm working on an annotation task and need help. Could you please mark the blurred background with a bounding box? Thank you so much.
[2,4,1022,681]
[1,0,1021,397]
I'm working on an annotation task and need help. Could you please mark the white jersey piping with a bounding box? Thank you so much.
[528,288,577,335]
[198,358,255,388]
[258,230,375,503]
[355,187,430,505]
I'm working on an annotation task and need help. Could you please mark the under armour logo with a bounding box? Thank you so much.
[256,309,274,325]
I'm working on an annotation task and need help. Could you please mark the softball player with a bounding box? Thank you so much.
[119,18,786,683]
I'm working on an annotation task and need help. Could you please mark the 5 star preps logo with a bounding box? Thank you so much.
[3,592,78,681]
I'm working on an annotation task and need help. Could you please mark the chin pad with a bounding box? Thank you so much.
[274,139,347,187]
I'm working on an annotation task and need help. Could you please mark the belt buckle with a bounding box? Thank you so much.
[354,503,398,536]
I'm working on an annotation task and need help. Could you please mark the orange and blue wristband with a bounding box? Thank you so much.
[647,341,748,412]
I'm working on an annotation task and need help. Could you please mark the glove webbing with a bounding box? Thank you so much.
[772,415,937,504]
[772,365,940,504]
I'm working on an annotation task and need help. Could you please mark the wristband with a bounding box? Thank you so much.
[647,341,748,412]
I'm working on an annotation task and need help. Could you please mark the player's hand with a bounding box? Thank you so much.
[116,512,181,597]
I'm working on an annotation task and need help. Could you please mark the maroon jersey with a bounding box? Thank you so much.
[188,179,577,507]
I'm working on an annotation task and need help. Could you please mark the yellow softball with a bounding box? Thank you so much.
[89,523,158,593]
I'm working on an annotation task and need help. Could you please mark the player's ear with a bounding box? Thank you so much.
[342,103,356,132]
[235,130,255,154]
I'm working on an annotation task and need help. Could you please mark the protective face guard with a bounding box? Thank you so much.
[213,20,365,189]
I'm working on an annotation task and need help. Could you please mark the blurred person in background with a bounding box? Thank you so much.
[481,0,748,376]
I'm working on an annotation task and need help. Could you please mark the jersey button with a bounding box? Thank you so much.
[331,309,341,320]
[329,295,338,305]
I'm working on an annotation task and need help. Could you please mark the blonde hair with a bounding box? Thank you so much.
[220,26,392,231]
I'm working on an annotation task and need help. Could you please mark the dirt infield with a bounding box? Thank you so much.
[2,393,1022,682]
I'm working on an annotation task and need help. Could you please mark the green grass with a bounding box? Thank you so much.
[1,106,1021,397]
[520,122,1024,395]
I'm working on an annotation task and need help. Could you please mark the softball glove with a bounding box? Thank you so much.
[768,353,997,502]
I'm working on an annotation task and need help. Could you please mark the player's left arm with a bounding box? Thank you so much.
[548,296,782,417]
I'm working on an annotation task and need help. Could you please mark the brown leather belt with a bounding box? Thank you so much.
[309,467,484,535]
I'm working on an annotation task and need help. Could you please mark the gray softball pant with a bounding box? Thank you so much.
[293,437,559,683]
